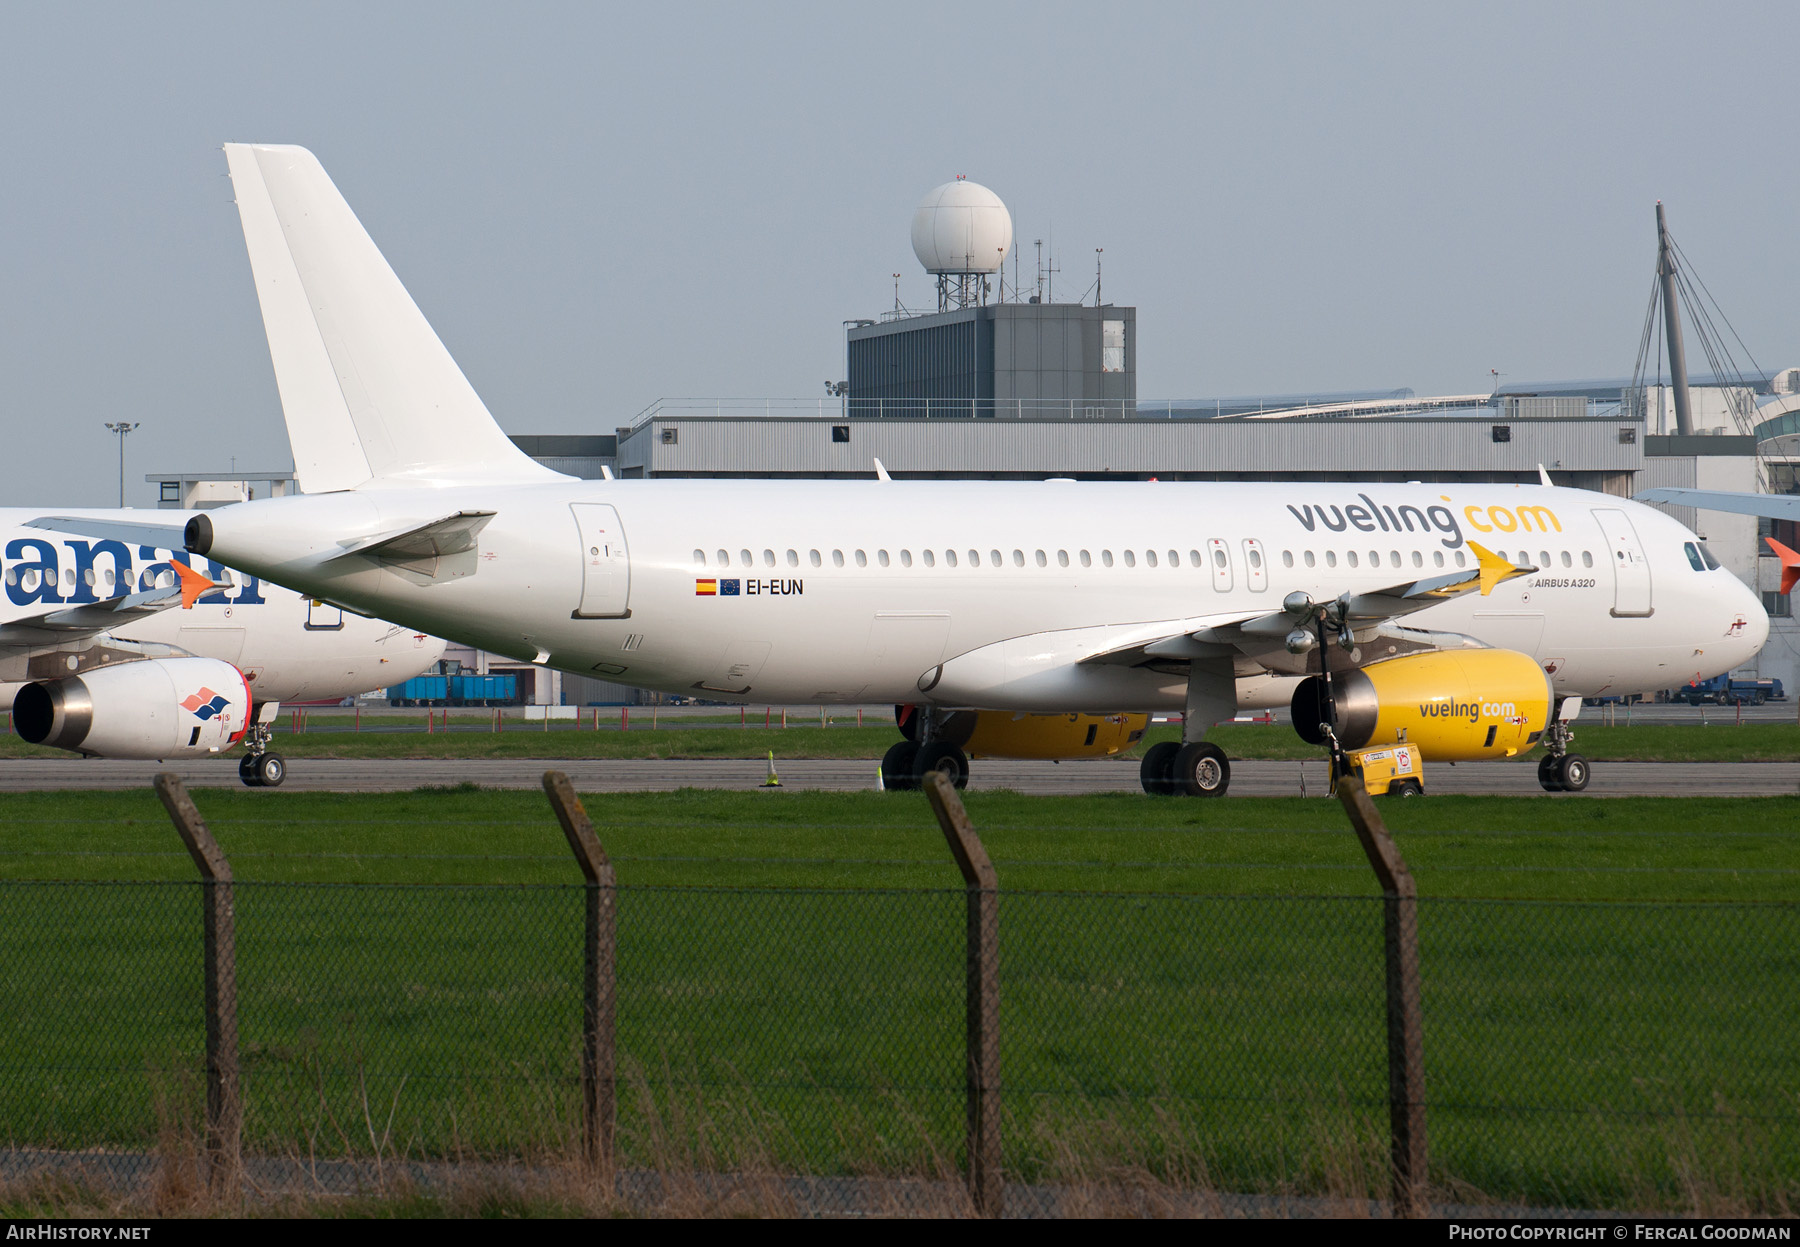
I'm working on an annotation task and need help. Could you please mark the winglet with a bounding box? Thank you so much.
[873,458,893,482]
[1467,541,1528,596]
[174,560,217,609]
[1767,536,1800,596]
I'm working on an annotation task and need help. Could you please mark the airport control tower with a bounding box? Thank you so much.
[845,179,1135,418]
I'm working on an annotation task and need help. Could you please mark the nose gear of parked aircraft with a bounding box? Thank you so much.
[1535,717,1588,792]
[237,718,287,788]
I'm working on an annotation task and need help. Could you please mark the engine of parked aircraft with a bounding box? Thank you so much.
[1289,648,1552,762]
[899,705,1149,759]
[12,657,251,759]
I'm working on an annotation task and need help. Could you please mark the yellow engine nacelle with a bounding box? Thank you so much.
[929,710,1150,760]
[1291,649,1552,762]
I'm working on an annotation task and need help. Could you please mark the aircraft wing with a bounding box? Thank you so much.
[0,573,211,651]
[1635,488,1800,521]
[1080,541,1531,675]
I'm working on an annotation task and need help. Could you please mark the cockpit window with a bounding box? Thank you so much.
[1698,542,1721,571]
[1684,542,1705,572]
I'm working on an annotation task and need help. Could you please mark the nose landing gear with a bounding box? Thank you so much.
[237,720,287,788]
[1536,717,1589,792]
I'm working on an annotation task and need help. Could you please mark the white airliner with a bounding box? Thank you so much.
[31,145,1772,797]
[0,507,444,785]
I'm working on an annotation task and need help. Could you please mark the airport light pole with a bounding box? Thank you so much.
[104,422,139,507]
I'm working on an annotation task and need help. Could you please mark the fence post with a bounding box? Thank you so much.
[923,772,1001,1217]
[541,771,616,1184]
[153,773,240,1191]
[1335,775,1428,1218]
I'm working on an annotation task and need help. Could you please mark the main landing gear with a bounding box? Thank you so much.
[881,738,969,791]
[237,721,287,788]
[1138,740,1230,797]
[1535,718,1589,793]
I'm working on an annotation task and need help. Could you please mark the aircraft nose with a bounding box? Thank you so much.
[1733,578,1770,659]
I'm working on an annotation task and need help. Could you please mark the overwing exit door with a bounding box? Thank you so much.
[571,503,631,618]
[1593,508,1653,617]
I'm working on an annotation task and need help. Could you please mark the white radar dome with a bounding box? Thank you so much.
[911,179,1013,275]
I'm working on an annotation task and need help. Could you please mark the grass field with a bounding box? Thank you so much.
[2,787,1797,1210]
[2,718,1796,762]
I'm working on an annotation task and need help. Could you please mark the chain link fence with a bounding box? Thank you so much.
[0,774,1794,1215]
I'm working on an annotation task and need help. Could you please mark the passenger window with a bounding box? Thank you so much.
[900,549,912,567]
[1411,551,1423,568]
[1124,550,1137,567]
[968,549,980,567]
[855,550,867,567]
[1057,550,1069,567]
[1304,551,1316,568]
[1582,551,1593,568]
[1145,550,1158,568]
[946,550,958,567]
[1455,550,1467,568]
[923,550,935,567]
[787,549,799,567]
[693,549,705,565]
[1013,549,1025,567]
[1433,551,1444,567]
[1282,550,1295,568]
[763,549,776,567]
[1249,548,1263,569]
[1101,550,1114,567]
[1212,548,1227,569]
[1389,551,1400,567]
[833,550,845,567]
[716,549,728,566]
[1538,550,1550,567]
[1167,549,1179,567]
[1035,550,1047,567]
[988,550,1001,567]
[740,550,752,567]
[1347,551,1359,567]
[1080,550,1092,567]
[1325,551,1337,568]
[1560,551,1571,568]
[1188,550,1202,567]
[1698,542,1721,571]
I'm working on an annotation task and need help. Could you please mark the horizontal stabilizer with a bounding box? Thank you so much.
[1636,487,1800,522]
[325,509,497,583]
[25,515,191,549]
[224,143,568,490]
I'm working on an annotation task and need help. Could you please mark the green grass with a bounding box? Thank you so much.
[4,719,1797,762]
[1,788,1797,1209]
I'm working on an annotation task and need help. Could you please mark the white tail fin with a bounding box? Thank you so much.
[224,144,565,491]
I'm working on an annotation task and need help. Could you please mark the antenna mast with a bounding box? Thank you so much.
[1656,202,1694,437]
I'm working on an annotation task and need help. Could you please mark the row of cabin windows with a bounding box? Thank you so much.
[2,566,237,590]
[693,547,1594,573]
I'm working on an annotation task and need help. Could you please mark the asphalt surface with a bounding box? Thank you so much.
[4,756,1797,796]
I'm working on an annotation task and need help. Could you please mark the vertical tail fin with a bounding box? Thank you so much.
[224,143,564,490]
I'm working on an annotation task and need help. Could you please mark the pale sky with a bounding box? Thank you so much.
[2,1,1796,505]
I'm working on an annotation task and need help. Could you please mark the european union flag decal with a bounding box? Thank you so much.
[720,579,741,596]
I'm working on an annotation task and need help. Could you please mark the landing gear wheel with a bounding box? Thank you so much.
[912,741,969,789]
[239,754,263,788]
[1537,755,1564,792]
[1391,779,1423,798]
[254,753,287,788]
[1171,742,1230,798]
[1139,741,1181,796]
[881,740,920,792]
[1555,754,1589,793]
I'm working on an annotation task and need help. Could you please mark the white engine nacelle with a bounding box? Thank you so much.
[13,657,251,759]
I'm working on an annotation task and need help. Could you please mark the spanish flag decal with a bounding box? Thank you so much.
[695,579,718,596]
